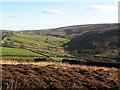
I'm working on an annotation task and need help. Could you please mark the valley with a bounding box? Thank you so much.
[1,23,119,65]
[1,23,120,89]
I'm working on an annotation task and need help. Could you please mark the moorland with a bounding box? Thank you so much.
[0,23,120,89]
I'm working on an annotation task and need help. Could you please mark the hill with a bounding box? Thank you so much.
[64,27,119,63]
[1,33,71,61]
[1,23,119,63]
[18,23,118,39]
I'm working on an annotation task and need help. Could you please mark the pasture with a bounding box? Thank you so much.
[1,47,43,61]
[2,33,71,59]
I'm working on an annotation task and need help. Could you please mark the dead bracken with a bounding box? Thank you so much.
[1,62,120,89]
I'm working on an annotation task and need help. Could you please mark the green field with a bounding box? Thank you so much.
[1,56,40,61]
[1,47,42,56]
[9,33,69,46]
[1,47,44,61]
[1,33,71,61]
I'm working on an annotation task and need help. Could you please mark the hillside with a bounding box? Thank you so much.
[1,23,120,90]
[18,23,118,39]
[1,62,120,89]
[1,33,71,61]
[64,28,119,63]
[0,47,42,61]
[1,23,119,64]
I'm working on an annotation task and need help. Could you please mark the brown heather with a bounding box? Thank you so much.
[1,60,120,90]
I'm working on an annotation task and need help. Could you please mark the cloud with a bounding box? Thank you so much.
[42,10,64,15]
[0,14,14,17]
[87,5,117,12]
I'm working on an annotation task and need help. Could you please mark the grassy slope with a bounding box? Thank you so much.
[65,29,119,63]
[2,33,71,61]
[19,23,118,39]
[1,23,119,63]
[1,47,41,56]
[1,47,43,61]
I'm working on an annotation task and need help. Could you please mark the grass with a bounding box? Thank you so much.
[49,57,65,62]
[0,46,69,61]
[3,33,71,59]
[95,50,118,57]
[0,60,118,70]
[1,47,45,61]
[11,33,69,46]
[1,56,40,61]
[0,60,56,66]
[1,47,42,56]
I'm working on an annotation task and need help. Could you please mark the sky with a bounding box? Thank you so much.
[0,1,118,30]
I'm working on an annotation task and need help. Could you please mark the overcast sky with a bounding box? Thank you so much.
[0,1,118,30]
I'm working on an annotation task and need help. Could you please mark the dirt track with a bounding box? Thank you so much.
[1,62,120,90]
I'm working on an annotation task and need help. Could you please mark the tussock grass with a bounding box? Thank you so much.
[2,61,120,89]
[1,60,118,71]
[1,60,54,66]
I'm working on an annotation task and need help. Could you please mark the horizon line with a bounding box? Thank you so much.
[1,22,118,31]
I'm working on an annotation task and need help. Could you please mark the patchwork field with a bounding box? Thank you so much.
[2,33,71,61]
[1,23,119,63]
